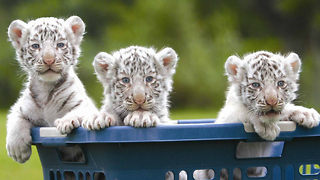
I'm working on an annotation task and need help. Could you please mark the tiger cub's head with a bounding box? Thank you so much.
[93,46,178,119]
[8,16,85,82]
[225,51,301,122]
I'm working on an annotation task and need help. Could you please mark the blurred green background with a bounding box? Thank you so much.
[1,0,320,179]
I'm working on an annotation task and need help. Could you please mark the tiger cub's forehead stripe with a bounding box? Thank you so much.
[247,53,285,81]
[116,47,156,77]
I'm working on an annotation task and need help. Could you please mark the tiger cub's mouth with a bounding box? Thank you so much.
[132,106,152,111]
[261,109,281,118]
[39,66,61,75]
[37,66,63,82]
[44,69,58,74]
[125,104,154,112]
[264,109,281,117]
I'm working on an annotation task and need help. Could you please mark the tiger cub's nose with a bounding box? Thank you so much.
[43,54,55,65]
[133,85,146,105]
[133,93,146,105]
[266,98,277,106]
[265,87,278,106]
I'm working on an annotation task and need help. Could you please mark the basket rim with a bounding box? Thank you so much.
[31,119,320,146]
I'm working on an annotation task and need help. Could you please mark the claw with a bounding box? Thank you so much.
[107,117,112,127]
[299,118,304,126]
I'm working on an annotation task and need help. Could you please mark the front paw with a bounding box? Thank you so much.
[6,134,32,163]
[124,111,159,128]
[54,116,81,134]
[286,107,320,128]
[82,112,116,130]
[254,122,280,141]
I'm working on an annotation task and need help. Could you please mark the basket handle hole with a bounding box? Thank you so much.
[86,172,91,180]
[193,169,214,180]
[236,141,284,159]
[57,145,85,163]
[165,171,174,180]
[94,172,106,180]
[49,171,54,180]
[179,170,187,180]
[64,171,76,179]
[78,172,84,179]
[247,167,267,178]
[220,168,228,179]
[233,168,241,179]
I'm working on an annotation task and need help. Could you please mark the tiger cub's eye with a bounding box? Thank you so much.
[31,44,40,49]
[146,76,153,82]
[122,77,130,84]
[57,43,65,48]
[252,82,260,88]
[277,80,285,87]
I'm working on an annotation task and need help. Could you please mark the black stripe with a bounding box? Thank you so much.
[68,100,83,112]
[55,78,74,98]
[29,89,42,109]
[20,107,46,126]
[47,74,70,103]
[158,114,165,119]
[58,91,75,112]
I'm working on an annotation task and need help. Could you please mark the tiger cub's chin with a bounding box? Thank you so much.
[38,70,62,82]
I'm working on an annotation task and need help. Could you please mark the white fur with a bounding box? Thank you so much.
[82,46,178,129]
[217,51,319,139]
[214,51,320,179]
[6,16,98,164]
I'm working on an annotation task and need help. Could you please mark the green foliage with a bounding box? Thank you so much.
[0,0,320,111]
[0,111,42,180]
[1,1,319,177]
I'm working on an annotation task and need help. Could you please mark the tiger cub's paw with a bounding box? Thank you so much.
[82,112,116,130]
[124,111,159,128]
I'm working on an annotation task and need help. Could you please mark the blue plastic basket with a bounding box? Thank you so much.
[31,120,320,180]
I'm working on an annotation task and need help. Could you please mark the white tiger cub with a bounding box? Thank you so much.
[217,51,319,139]
[82,46,178,129]
[6,16,98,164]
[216,51,320,179]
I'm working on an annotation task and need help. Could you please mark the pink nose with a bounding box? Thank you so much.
[133,85,146,105]
[133,92,146,105]
[133,96,145,105]
[43,55,55,65]
[266,98,277,106]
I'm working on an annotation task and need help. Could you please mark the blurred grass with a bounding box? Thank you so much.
[171,108,217,120]
[0,109,217,180]
[0,111,43,180]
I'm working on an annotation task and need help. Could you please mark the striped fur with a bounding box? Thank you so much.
[6,16,98,165]
[217,51,319,139]
[82,46,178,129]
[214,51,319,180]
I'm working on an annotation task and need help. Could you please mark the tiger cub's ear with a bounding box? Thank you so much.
[225,55,242,83]
[155,47,179,77]
[284,52,301,81]
[65,16,85,45]
[93,52,115,84]
[8,20,28,49]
